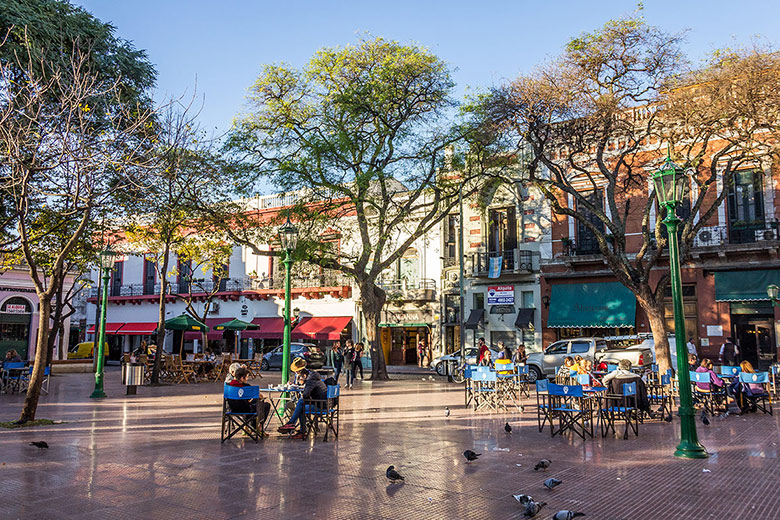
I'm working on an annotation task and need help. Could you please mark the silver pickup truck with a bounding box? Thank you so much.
[525,337,653,381]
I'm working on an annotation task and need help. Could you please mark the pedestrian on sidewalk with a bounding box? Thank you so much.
[512,344,528,365]
[719,337,739,366]
[417,340,425,367]
[331,341,344,382]
[344,339,356,389]
[354,342,365,380]
[476,338,488,364]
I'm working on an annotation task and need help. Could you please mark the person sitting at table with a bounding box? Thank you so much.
[512,344,528,365]
[688,353,698,373]
[478,349,492,367]
[578,359,603,387]
[695,358,724,392]
[730,360,765,413]
[3,349,22,368]
[602,359,634,386]
[557,357,575,379]
[570,355,583,374]
[277,362,328,439]
[227,366,270,427]
[224,362,243,384]
[603,359,651,415]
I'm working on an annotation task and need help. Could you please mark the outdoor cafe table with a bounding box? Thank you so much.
[258,385,304,431]
[1,365,29,394]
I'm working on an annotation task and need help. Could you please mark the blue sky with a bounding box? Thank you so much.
[76,1,780,136]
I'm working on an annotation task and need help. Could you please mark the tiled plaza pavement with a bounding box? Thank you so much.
[1,369,779,520]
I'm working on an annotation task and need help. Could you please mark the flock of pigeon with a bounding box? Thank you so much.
[385,428,585,519]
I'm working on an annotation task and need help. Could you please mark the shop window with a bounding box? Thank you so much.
[473,292,485,310]
[521,291,534,308]
[490,330,516,349]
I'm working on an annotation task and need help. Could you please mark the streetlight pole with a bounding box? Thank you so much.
[278,217,299,388]
[458,186,465,364]
[653,154,707,459]
[91,248,117,399]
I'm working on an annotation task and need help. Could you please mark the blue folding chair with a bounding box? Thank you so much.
[221,384,261,443]
[27,366,51,395]
[472,370,501,411]
[719,365,741,379]
[3,362,27,394]
[515,365,531,398]
[535,379,550,432]
[690,371,726,415]
[576,374,590,386]
[304,384,340,441]
[600,381,639,439]
[738,372,772,415]
[464,365,476,406]
[607,364,618,373]
[548,383,594,439]
[770,365,780,398]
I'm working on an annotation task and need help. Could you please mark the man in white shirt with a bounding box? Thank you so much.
[686,337,697,360]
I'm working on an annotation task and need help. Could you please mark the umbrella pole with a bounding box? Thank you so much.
[180,332,184,357]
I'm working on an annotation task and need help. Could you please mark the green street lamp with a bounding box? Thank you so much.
[279,217,299,389]
[767,284,780,306]
[652,153,708,459]
[91,247,119,399]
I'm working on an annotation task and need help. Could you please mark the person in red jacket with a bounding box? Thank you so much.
[476,338,489,364]
[227,367,271,424]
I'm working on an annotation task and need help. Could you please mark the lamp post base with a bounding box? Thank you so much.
[674,441,708,459]
[89,389,107,399]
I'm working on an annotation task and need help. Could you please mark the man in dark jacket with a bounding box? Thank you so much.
[278,367,328,438]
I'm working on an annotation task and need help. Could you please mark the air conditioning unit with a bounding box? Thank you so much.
[209,302,220,314]
[755,228,778,242]
[693,226,722,247]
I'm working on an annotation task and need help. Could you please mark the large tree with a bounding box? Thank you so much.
[476,16,780,372]
[0,1,155,422]
[226,38,496,379]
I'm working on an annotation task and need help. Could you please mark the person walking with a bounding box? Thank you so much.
[686,337,698,362]
[354,342,365,380]
[417,340,425,367]
[344,340,357,389]
[476,338,489,364]
[719,337,739,366]
[331,341,344,382]
[512,344,528,365]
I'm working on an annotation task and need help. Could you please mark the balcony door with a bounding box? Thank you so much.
[143,259,156,295]
[488,207,517,269]
[110,261,123,296]
[728,170,764,243]
[576,190,604,254]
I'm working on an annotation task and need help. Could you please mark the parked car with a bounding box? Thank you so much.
[524,337,653,381]
[431,347,499,376]
[630,336,678,370]
[68,342,108,359]
[260,343,325,370]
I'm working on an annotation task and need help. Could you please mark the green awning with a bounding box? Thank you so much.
[547,282,636,328]
[715,269,780,302]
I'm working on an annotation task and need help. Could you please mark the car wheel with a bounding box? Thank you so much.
[261,359,269,371]
[435,363,446,376]
[527,366,542,382]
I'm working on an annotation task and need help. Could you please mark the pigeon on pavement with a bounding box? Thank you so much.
[463,450,481,462]
[505,422,512,434]
[544,478,562,490]
[552,511,585,520]
[664,412,673,423]
[700,410,710,425]
[523,500,546,517]
[512,494,533,506]
[29,441,49,450]
[534,459,551,471]
[386,466,404,483]
[445,407,450,417]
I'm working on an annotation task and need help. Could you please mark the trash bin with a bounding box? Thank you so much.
[122,363,144,395]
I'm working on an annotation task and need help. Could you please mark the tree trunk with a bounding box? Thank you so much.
[637,294,673,374]
[359,280,389,380]
[19,298,52,423]
[151,246,171,384]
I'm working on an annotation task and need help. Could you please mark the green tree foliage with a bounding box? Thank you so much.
[226,38,497,379]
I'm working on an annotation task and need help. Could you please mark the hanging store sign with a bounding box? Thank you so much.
[490,305,515,314]
[487,285,514,305]
[4,304,29,314]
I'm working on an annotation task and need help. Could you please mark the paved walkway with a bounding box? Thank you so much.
[1,370,779,519]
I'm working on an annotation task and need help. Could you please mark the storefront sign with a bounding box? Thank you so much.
[487,285,514,305]
[0,286,36,293]
[4,304,29,314]
[706,325,723,337]
[490,305,515,314]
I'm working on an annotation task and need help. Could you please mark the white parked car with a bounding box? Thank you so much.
[631,336,679,370]
[431,347,499,376]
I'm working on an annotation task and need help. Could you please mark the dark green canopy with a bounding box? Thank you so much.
[164,314,208,331]
[213,319,258,331]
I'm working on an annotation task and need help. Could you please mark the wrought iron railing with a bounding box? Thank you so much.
[471,249,536,276]
[692,221,780,247]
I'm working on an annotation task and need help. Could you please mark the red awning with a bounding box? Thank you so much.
[291,316,352,341]
[184,318,234,341]
[243,317,284,339]
[119,322,158,335]
[86,323,125,335]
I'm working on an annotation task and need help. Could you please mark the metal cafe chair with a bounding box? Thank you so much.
[646,373,673,420]
[515,365,531,398]
[770,365,780,399]
[496,362,517,402]
[535,378,551,433]
[738,372,773,415]
[690,371,726,415]
[221,384,262,443]
[464,365,476,407]
[303,384,340,441]
[472,370,501,412]
[548,383,594,439]
[599,381,639,440]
